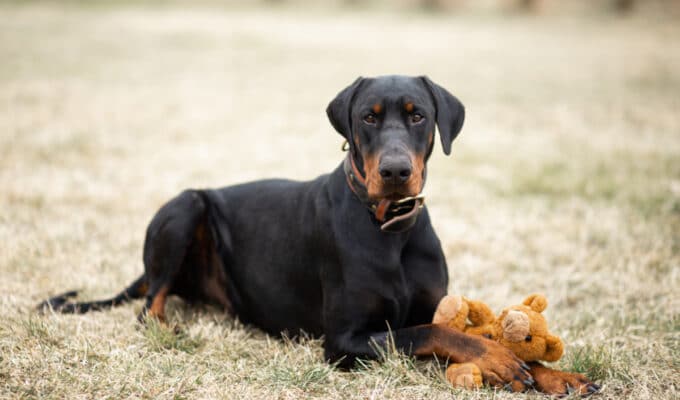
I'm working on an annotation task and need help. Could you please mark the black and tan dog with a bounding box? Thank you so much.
[39,75,597,395]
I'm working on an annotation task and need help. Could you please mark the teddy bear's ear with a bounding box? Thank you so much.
[543,334,565,362]
[522,294,548,313]
[466,298,496,326]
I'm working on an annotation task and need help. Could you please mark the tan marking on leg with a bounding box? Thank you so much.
[529,362,597,396]
[413,326,530,393]
[148,285,169,322]
[196,222,233,314]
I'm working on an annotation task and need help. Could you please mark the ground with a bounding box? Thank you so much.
[0,2,678,399]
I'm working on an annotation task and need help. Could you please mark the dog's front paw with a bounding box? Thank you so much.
[530,363,600,397]
[470,338,534,392]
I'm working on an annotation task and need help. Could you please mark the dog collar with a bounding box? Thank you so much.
[343,154,425,233]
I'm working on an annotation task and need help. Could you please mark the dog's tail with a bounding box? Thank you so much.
[36,274,148,314]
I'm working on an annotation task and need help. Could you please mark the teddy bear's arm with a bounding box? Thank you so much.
[466,299,496,326]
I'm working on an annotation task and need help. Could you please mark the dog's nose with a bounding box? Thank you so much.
[379,157,412,184]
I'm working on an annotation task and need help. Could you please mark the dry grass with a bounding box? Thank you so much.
[1,2,678,399]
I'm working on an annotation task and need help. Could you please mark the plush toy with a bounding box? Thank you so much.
[493,294,564,363]
[433,294,564,389]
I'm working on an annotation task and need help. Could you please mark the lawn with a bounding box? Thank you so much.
[0,2,678,399]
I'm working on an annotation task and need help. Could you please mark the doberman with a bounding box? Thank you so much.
[38,75,598,395]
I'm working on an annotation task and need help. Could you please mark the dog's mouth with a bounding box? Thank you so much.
[388,194,425,212]
[372,193,426,232]
[369,186,421,202]
[384,192,413,201]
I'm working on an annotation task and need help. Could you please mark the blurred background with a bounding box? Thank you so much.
[1,1,678,399]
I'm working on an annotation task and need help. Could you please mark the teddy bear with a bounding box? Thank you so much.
[433,294,598,395]
[492,293,564,363]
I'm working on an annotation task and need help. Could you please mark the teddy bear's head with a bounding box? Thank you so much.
[493,294,564,362]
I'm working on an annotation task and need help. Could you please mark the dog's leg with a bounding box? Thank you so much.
[141,284,170,322]
[528,362,600,396]
[137,190,207,323]
[326,324,534,392]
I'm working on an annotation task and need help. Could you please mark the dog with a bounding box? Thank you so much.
[39,75,598,395]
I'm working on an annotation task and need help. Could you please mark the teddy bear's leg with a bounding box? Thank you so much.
[445,363,483,389]
[528,362,600,396]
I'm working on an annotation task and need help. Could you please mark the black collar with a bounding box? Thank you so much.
[343,154,425,233]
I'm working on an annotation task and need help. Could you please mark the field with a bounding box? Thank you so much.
[0,2,678,399]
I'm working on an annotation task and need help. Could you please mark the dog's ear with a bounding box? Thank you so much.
[326,77,364,140]
[420,76,465,155]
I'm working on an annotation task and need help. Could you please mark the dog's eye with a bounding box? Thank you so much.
[363,114,377,125]
[483,333,492,339]
[410,113,424,124]
[525,335,532,342]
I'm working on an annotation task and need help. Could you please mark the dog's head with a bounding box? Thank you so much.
[327,75,465,201]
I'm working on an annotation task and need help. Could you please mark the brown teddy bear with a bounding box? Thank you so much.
[433,294,599,396]
[493,293,564,363]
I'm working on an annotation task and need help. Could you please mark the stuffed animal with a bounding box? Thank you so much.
[433,294,564,389]
[493,294,563,363]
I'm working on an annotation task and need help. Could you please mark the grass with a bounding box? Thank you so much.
[0,2,679,399]
[143,318,205,355]
[563,345,633,383]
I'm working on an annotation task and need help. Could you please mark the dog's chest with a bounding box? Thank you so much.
[357,262,414,330]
